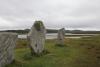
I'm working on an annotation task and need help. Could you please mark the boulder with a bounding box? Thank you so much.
[27,21,46,55]
[0,32,17,67]
[57,28,65,46]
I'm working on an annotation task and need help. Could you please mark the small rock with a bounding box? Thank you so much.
[57,28,65,46]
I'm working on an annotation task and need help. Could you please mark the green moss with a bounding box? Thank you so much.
[34,21,44,31]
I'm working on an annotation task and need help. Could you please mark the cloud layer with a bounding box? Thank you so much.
[0,0,100,30]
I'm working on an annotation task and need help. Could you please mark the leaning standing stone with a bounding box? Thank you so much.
[57,28,65,46]
[27,21,46,56]
[0,32,18,67]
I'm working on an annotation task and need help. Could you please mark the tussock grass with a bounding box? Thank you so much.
[6,35,100,67]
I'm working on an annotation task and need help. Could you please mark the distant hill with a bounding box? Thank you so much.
[0,29,30,34]
[0,29,57,34]
[65,30,100,34]
[0,29,100,34]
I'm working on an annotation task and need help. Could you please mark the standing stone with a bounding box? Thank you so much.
[57,28,65,46]
[0,32,18,67]
[27,21,46,55]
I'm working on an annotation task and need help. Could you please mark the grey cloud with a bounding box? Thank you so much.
[0,0,100,30]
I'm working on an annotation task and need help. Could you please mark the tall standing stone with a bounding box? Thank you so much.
[57,28,65,46]
[0,32,18,67]
[27,21,46,55]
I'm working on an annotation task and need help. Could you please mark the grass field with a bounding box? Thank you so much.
[6,35,100,67]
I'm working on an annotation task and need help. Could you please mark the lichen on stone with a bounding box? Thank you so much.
[34,21,44,31]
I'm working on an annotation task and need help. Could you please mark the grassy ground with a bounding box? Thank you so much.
[6,35,100,67]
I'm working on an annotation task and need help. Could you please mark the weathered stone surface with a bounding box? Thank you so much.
[27,21,46,55]
[0,32,18,67]
[57,28,65,45]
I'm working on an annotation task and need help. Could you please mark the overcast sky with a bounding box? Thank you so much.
[0,0,99,30]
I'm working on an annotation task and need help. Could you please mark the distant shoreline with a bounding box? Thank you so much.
[18,33,99,39]
[1,29,100,34]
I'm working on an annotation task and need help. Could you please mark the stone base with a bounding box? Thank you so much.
[30,49,49,57]
[55,44,67,47]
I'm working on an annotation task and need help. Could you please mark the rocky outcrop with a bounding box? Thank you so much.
[0,32,18,67]
[57,28,65,46]
[27,21,46,55]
